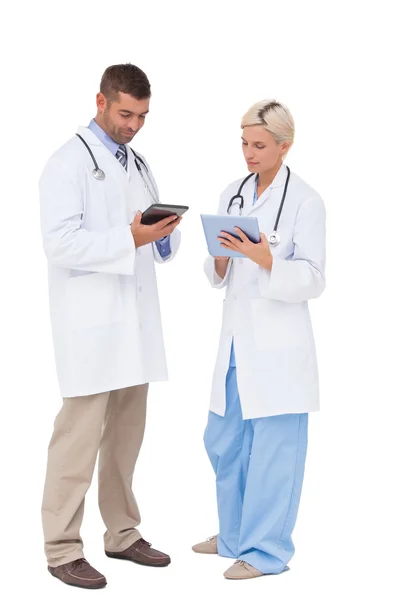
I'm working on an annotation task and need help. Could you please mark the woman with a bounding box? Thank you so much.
[192,100,326,580]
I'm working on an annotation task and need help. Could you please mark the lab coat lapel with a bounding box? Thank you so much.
[240,176,257,216]
[245,164,288,217]
[126,146,137,182]
[76,126,129,181]
[77,126,103,147]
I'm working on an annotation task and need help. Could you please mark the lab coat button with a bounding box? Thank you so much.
[138,286,143,292]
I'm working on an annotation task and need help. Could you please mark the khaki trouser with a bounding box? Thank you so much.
[41,384,148,567]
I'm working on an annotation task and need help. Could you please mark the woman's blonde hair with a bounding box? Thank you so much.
[241,100,295,157]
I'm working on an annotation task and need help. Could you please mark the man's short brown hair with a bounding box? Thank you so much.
[100,63,151,102]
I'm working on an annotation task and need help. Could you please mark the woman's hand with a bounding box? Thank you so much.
[218,228,273,271]
[214,256,230,279]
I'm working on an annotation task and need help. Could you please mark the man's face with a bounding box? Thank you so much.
[96,92,150,144]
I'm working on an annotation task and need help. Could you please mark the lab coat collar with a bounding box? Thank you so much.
[76,126,132,180]
[267,162,288,189]
[244,163,288,216]
[76,125,105,146]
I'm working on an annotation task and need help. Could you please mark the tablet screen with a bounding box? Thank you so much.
[141,203,188,225]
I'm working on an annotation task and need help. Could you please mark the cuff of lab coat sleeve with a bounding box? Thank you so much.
[258,264,272,297]
[213,270,224,286]
[258,256,289,299]
[212,258,232,288]
[108,225,137,275]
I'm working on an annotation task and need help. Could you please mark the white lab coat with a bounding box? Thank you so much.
[204,163,326,419]
[39,126,180,398]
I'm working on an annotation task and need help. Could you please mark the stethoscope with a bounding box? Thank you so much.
[75,133,159,203]
[227,166,291,247]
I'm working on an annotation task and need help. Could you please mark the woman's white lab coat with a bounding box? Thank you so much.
[204,164,326,419]
[39,126,180,398]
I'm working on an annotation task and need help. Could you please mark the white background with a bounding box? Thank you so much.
[1,0,399,598]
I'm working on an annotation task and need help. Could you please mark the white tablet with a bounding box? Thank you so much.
[200,214,261,258]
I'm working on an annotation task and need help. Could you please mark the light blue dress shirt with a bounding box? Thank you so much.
[88,119,171,259]
[229,175,259,367]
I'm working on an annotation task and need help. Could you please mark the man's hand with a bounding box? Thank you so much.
[130,211,182,248]
[218,228,273,271]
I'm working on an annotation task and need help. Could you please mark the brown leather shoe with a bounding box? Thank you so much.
[105,538,171,567]
[48,558,107,589]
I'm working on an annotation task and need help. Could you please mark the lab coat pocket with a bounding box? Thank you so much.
[250,297,306,350]
[66,272,124,330]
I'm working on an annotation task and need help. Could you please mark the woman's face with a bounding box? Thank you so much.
[241,125,289,174]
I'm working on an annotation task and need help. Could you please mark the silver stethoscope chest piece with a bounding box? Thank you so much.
[92,168,105,181]
[267,232,280,247]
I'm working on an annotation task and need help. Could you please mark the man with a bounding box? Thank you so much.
[39,63,181,589]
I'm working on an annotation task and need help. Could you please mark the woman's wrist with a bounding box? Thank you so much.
[259,255,273,271]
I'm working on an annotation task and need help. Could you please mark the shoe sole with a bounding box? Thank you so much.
[49,569,107,589]
[105,551,171,567]
[224,565,291,580]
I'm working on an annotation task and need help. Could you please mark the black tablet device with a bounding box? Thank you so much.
[140,203,189,225]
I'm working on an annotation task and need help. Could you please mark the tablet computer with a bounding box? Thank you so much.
[141,203,189,225]
[200,214,260,258]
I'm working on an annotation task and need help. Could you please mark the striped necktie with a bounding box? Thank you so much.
[116,144,127,169]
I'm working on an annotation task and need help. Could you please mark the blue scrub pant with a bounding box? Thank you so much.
[204,366,308,574]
